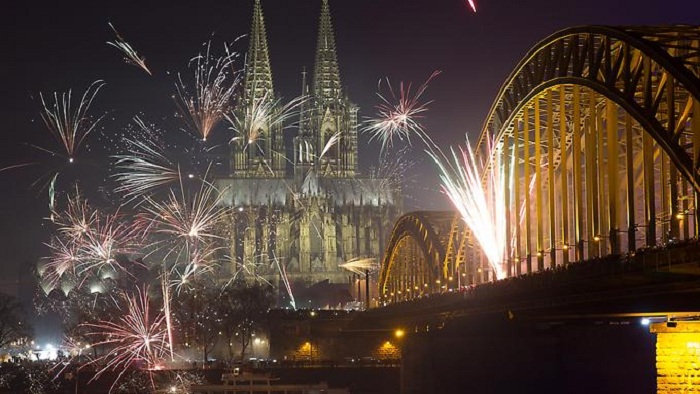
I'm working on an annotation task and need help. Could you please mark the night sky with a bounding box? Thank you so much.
[2,0,698,326]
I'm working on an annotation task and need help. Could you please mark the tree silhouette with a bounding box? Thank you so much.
[172,279,220,363]
[217,282,274,360]
[0,293,32,350]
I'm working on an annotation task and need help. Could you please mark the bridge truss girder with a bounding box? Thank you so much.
[476,25,700,275]
[379,26,700,303]
[378,212,489,304]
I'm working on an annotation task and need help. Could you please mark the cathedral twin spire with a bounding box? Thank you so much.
[239,0,356,178]
[244,0,274,103]
[231,0,280,178]
[313,0,342,102]
[245,0,341,102]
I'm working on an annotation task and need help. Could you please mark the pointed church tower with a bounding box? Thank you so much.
[296,0,358,178]
[232,0,285,178]
[313,0,342,103]
[244,0,273,102]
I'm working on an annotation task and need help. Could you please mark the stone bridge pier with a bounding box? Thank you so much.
[650,321,700,393]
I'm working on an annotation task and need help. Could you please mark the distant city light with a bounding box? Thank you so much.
[33,343,58,360]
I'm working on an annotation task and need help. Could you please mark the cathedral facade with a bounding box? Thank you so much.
[216,0,401,304]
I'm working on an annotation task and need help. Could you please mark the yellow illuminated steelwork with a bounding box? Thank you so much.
[469,25,700,274]
[379,212,471,303]
[379,26,700,304]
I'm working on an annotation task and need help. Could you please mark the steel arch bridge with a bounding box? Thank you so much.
[377,212,471,303]
[379,25,700,304]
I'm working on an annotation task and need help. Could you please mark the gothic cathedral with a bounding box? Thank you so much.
[216,0,401,306]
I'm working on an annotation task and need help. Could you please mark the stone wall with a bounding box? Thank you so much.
[651,321,700,393]
[268,309,402,362]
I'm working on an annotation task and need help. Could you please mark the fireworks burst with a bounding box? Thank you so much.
[166,371,206,393]
[48,173,58,221]
[169,246,221,294]
[318,131,341,161]
[160,274,175,361]
[140,178,228,282]
[339,257,379,275]
[223,251,276,288]
[53,190,98,240]
[107,22,152,75]
[0,163,40,174]
[227,91,305,160]
[82,287,169,391]
[142,182,226,249]
[272,251,296,310]
[38,80,106,163]
[76,210,141,277]
[466,0,477,12]
[60,336,94,360]
[366,146,416,197]
[363,71,441,155]
[41,191,143,296]
[113,117,181,201]
[174,41,241,141]
[42,237,80,293]
[429,135,507,280]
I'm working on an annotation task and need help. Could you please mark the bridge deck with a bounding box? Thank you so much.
[356,241,700,331]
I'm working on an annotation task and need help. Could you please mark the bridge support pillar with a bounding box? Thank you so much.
[650,321,700,393]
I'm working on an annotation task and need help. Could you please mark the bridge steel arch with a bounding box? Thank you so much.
[378,26,700,304]
[473,25,700,276]
[378,211,478,304]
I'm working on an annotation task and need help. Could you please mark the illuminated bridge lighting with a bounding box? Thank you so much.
[377,26,700,305]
